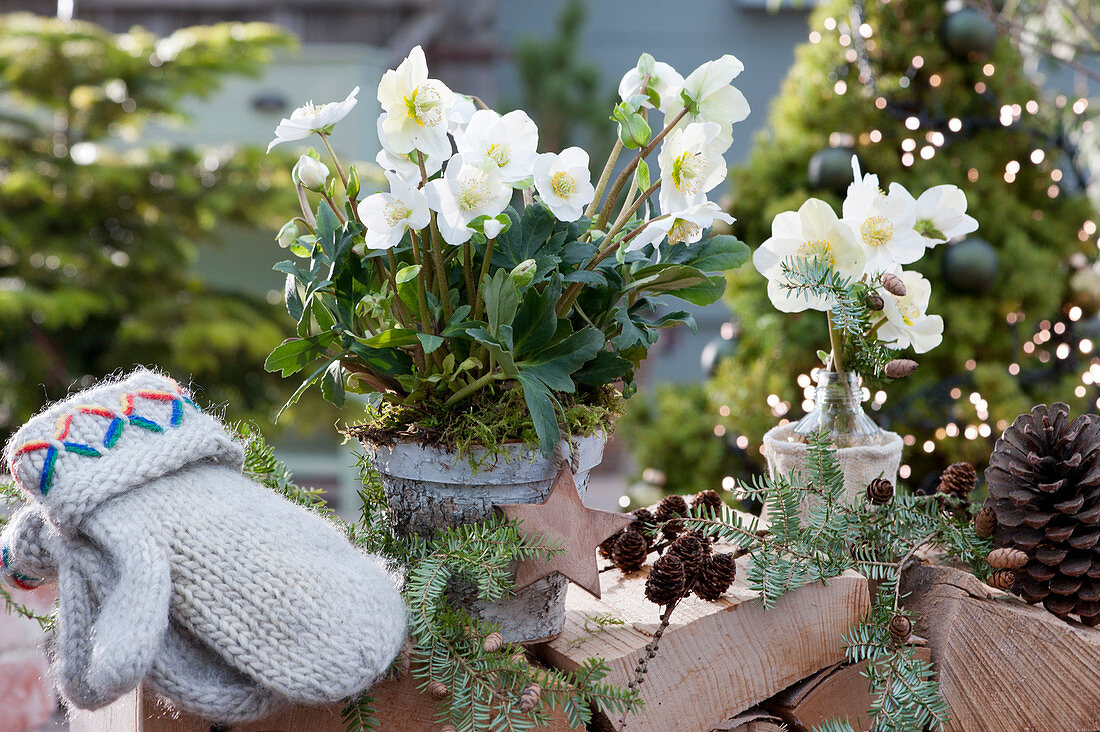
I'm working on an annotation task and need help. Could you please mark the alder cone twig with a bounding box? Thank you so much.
[667,532,710,591]
[985,403,1100,625]
[645,554,686,606]
[694,553,737,601]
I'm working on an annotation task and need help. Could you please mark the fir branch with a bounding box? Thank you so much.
[341,691,379,732]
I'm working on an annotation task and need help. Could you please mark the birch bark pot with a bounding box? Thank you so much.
[362,433,606,644]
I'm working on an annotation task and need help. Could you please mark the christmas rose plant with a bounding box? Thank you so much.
[264,49,751,456]
[752,158,977,388]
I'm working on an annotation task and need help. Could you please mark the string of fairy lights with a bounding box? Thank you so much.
[701,0,1100,493]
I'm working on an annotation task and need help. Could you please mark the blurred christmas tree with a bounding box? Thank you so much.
[0,14,307,442]
[627,0,1100,494]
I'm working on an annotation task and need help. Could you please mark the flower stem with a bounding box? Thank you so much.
[444,370,505,406]
[462,241,476,311]
[409,229,434,335]
[317,132,348,190]
[428,213,453,321]
[865,316,886,340]
[584,138,623,222]
[321,191,347,224]
[828,311,846,376]
[473,237,496,322]
[605,181,661,247]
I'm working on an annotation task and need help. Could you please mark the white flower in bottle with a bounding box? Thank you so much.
[455,109,539,186]
[664,55,750,149]
[626,200,734,251]
[877,269,944,353]
[900,184,979,246]
[292,154,329,191]
[377,46,455,160]
[657,122,728,212]
[842,160,924,275]
[533,147,595,222]
[752,198,865,313]
[618,61,684,112]
[374,114,444,180]
[425,154,512,246]
[267,87,359,153]
[357,170,431,250]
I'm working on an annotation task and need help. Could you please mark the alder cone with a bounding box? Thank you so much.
[646,554,686,606]
[984,403,1100,626]
[668,532,710,591]
[866,477,894,505]
[631,507,658,549]
[974,506,997,537]
[692,489,723,515]
[611,529,649,573]
[694,553,737,601]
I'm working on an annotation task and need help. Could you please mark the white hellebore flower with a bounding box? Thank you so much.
[292,154,329,191]
[627,200,734,251]
[878,269,944,354]
[841,160,924,275]
[374,114,444,180]
[657,122,728,212]
[455,109,539,186]
[377,46,455,160]
[357,171,431,250]
[665,55,750,149]
[448,94,478,134]
[752,198,865,313]
[618,61,684,112]
[425,154,512,246]
[267,87,359,152]
[533,147,595,222]
[903,184,979,246]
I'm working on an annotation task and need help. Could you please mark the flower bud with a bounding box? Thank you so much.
[612,103,651,149]
[884,359,918,379]
[293,154,330,191]
[509,259,537,289]
[275,220,299,248]
[880,272,907,297]
[483,216,506,240]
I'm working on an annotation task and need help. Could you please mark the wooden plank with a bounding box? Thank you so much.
[70,666,577,731]
[901,563,1100,732]
[767,646,933,731]
[538,552,871,732]
[711,708,788,731]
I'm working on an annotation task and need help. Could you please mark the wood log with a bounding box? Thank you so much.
[766,645,932,731]
[69,667,577,732]
[537,553,871,731]
[901,563,1100,732]
[711,708,788,731]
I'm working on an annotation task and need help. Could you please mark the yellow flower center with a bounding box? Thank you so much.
[796,239,836,268]
[668,219,701,244]
[551,171,576,198]
[861,215,894,248]
[486,143,510,168]
[457,173,492,211]
[672,151,707,195]
[404,85,443,128]
[384,199,410,228]
[896,295,922,326]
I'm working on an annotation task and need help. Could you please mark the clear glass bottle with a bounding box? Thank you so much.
[790,370,886,448]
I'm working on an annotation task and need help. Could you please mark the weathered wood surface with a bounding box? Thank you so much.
[69,669,577,732]
[538,552,871,732]
[767,645,932,731]
[710,708,789,731]
[901,563,1100,732]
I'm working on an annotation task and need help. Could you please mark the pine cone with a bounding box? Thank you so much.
[598,529,622,560]
[655,494,689,539]
[518,682,541,713]
[694,553,737,601]
[483,632,503,653]
[668,532,710,590]
[888,615,912,645]
[866,477,894,505]
[692,490,723,516]
[865,290,885,311]
[938,462,978,497]
[974,506,997,538]
[880,272,907,296]
[612,530,649,573]
[987,548,1028,571]
[645,554,686,606]
[429,681,450,700]
[884,359,918,379]
[989,568,1017,591]
[985,403,1100,622]
[631,507,657,549]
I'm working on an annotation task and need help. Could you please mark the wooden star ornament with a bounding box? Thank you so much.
[499,466,634,599]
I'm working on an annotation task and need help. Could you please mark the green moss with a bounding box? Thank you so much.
[350,385,621,469]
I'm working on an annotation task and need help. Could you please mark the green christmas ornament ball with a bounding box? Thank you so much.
[942,237,999,294]
[808,147,857,193]
[943,7,997,60]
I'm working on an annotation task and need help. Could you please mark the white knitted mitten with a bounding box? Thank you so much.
[3,369,406,720]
